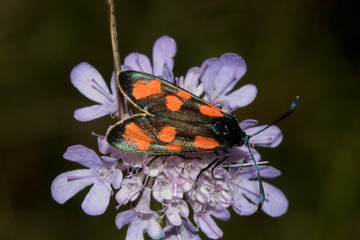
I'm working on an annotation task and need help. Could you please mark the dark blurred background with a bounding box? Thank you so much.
[1,0,359,239]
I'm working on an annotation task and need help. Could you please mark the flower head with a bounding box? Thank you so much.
[71,62,119,121]
[51,137,123,215]
[53,36,290,239]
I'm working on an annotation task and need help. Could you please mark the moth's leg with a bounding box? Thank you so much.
[211,150,229,179]
[195,151,220,182]
[146,156,161,166]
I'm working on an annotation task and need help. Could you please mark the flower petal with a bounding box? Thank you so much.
[110,169,123,189]
[261,182,289,217]
[222,84,257,110]
[51,169,94,204]
[195,213,223,239]
[239,119,259,130]
[227,146,261,163]
[166,206,182,226]
[124,52,152,73]
[115,209,136,230]
[74,104,111,122]
[246,125,283,148]
[182,67,205,96]
[110,71,117,97]
[81,181,111,215]
[232,192,257,216]
[234,179,288,217]
[147,217,165,239]
[63,145,102,167]
[71,62,112,104]
[202,53,247,102]
[208,205,230,221]
[126,220,145,240]
[152,36,176,77]
[239,166,281,179]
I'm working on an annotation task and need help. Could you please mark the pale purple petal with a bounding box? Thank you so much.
[232,179,260,205]
[239,166,281,179]
[239,119,259,129]
[195,213,223,239]
[160,62,174,83]
[97,136,113,155]
[261,182,288,217]
[51,169,94,204]
[115,209,136,230]
[208,205,230,221]
[227,146,261,163]
[74,104,111,122]
[110,71,117,98]
[182,67,205,96]
[97,135,123,159]
[247,125,283,148]
[136,188,152,214]
[63,145,102,168]
[166,206,182,226]
[152,36,176,76]
[126,220,145,240]
[222,84,257,110]
[71,62,112,104]
[202,53,247,102]
[147,217,165,239]
[81,181,111,215]
[234,179,288,216]
[110,169,123,189]
[232,193,257,216]
[124,52,152,73]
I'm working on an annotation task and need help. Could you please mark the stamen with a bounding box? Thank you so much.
[67,174,93,181]
[90,78,114,102]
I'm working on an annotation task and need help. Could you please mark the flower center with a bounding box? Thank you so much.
[96,165,113,181]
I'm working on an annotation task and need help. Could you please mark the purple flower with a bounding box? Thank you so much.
[200,53,257,112]
[122,35,177,83]
[230,165,289,217]
[71,62,118,121]
[115,188,165,240]
[54,35,290,239]
[51,137,123,215]
[194,205,230,239]
[164,221,200,240]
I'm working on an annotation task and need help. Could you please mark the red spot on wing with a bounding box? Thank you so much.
[199,105,224,117]
[166,144,182,152]
[176,90,191,100]
[158,126,176,143]
[123,122,152,151]
[193,136,219,149]
[166,95,183,111]
[132,79,162,99]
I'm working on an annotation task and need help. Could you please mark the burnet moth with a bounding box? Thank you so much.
[105,70,298,210]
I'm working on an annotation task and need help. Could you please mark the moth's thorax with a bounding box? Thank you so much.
[211,114,246,148]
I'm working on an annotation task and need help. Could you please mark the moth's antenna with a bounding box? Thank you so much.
[249,96,299,138]
[245,142,265,211]
[106,0,126,118]
[246,96,299,211]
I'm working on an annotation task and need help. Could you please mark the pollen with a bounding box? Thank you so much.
[158,126,176,143]
[123,122,151,151]
[166,95,183,111]
[132,79,162,99]
[193,136,219,149]
[199,105,224,117]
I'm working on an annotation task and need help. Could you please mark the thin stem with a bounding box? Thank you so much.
[106,0,125,118]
